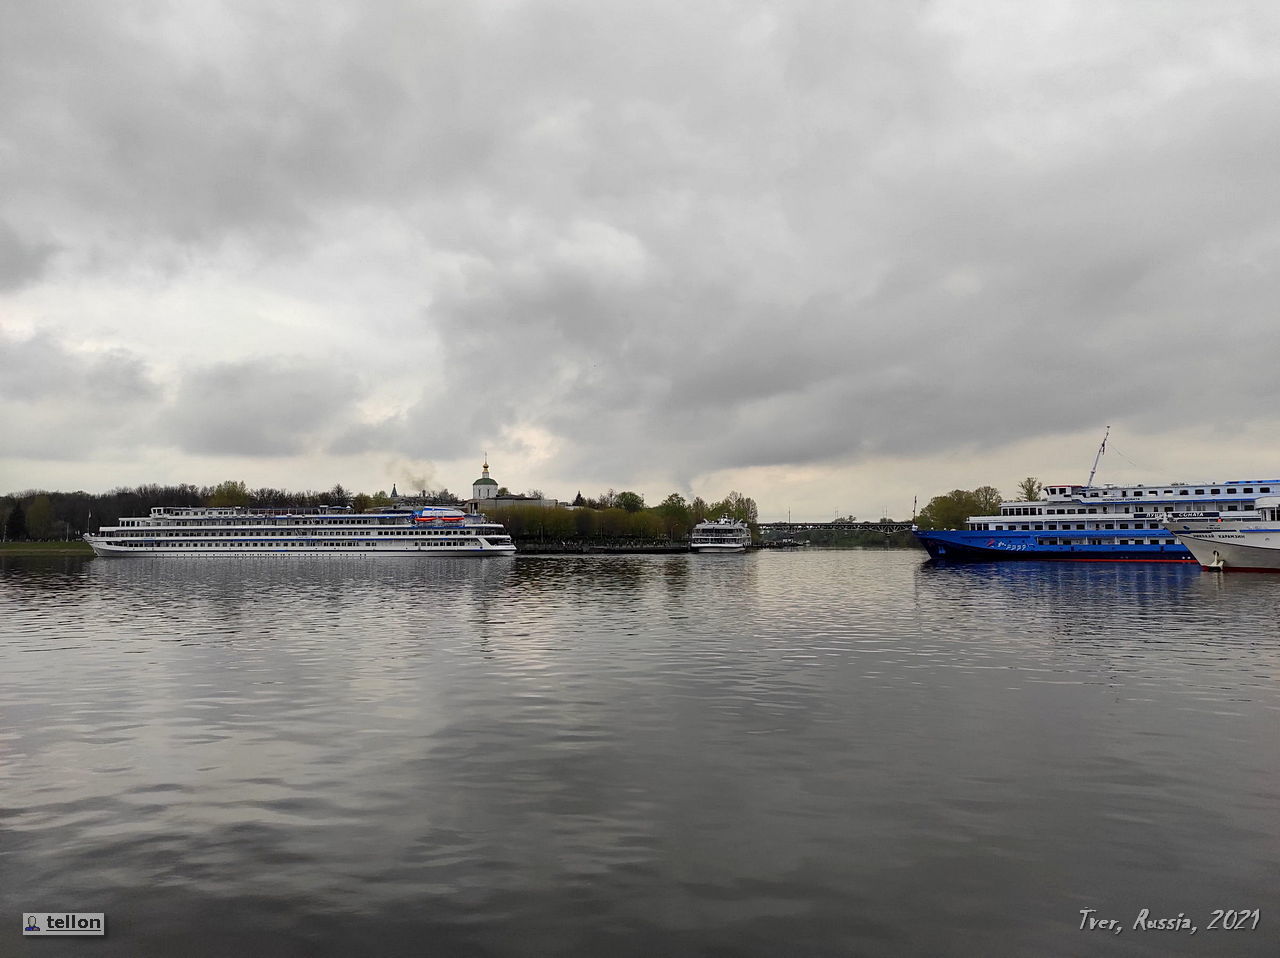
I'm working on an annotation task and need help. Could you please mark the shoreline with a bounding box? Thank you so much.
[0,542,923,558]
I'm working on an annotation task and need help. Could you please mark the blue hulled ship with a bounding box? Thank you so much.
[915,478,1280,563]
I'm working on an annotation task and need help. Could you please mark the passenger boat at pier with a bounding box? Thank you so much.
[914,479,1280,563]
[1163,498,1280,572]
[84,505,516,557]
[690,517,752,553]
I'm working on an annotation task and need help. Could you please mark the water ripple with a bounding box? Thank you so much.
[1,551,1278,956]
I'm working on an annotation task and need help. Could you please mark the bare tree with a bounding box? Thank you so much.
[1016,477,1043,501]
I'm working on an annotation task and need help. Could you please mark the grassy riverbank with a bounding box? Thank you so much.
[0,540,94,556]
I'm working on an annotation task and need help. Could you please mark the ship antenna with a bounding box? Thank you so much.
[1086,425,1109,489]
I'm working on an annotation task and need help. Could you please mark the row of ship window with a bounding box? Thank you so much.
[1082,486,1271,498]
[110,529,479,537]
[1005,504,1244,516]
[1037,538,1170,546]
[971,522,1171,532]
[150,522,454,528]
[110,540,485,547]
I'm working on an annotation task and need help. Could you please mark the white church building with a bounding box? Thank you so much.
[465,458,562,513]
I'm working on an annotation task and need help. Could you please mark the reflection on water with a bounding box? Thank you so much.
[2,550,1278,957]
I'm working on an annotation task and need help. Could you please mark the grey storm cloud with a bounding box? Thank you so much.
[0,331,161,459]
[161,359,361,457]
[4,1,1280,495]
[0,221,56,290]
[0,331,160,405]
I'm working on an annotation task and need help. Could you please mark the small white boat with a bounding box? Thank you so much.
[690,517,751,553]
[1162,497,1280,571]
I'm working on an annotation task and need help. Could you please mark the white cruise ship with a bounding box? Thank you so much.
[84,505,516,557]
[690,517,752,553]
[914,478,1280,563]
[1163,497,1280,572]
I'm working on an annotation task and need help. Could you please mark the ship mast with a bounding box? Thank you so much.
[1085,425,1109,489]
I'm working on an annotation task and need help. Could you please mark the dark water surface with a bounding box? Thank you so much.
[2,550,1277,956]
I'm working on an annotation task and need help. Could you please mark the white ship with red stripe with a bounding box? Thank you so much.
[84,505,516,557]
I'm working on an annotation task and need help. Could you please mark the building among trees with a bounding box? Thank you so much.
[471,458,499,502]
[464,458,562,513]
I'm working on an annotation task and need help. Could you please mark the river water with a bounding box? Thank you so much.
[2,549,1277,956]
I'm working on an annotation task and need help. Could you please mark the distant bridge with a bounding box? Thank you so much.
[757,521,914,535]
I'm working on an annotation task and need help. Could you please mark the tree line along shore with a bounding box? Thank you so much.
[0,481,761,550]
[910,479,1043,531]
[1,479,1030,554]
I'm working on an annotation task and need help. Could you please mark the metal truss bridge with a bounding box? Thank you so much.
[757,521,914,535]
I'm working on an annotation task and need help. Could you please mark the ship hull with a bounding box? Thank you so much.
[1167,533,1280,572]
[85,538,515,558]
[914,530,1194,563]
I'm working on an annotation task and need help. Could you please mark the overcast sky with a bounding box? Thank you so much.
[3,1,1279,520]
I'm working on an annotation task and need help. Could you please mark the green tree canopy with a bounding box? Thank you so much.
[614,490,645,512]
[6,500,28,540]
[1016,477,1043,501]
[656,492,687,511]
[914,486,1004,530]
[720,490,758,524]
[208,480,250,507]
[26,494,53,539]
[972,486,1003,514]
[654,493,692,537]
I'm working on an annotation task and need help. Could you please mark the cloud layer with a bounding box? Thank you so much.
[4,2,1280,515]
